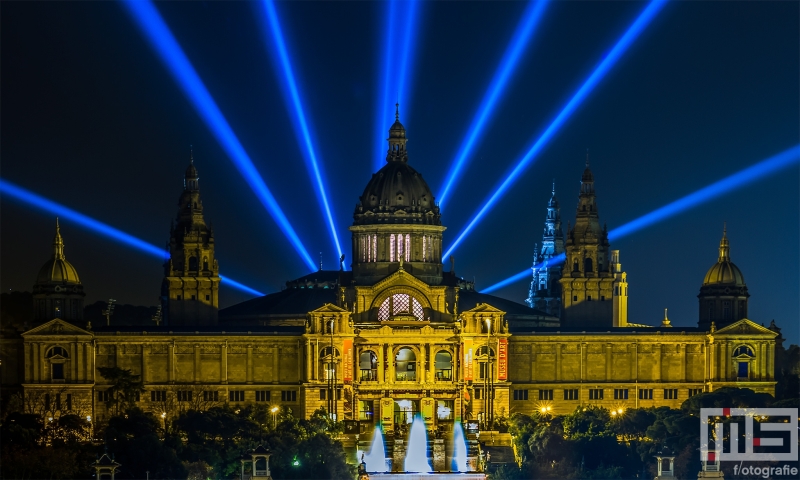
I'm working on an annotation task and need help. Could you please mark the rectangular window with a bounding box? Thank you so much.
[589,389,604,400]
[688,388,703,398]
[98,391,110,402]
[638,388,653,400]
[563,389,579,400]
[538,389,553,400]
[281,390,297,402]
[191,295,196,300]
[390,234,396,262]
[614,388,629,400]
[474,389,482,400]
[573,295,578,301]
[229,391,245,402]
[52,363,65,380]
[66,394,72,411]
[405,234,410,262]
[664,388,678,400]
[601,296,605,301]
[203,391,219,402]
[255,391,271,402]
[177,391,192,402]
[151,391,167,402]
[512,389,528,401]
[587,295,592,301]
[320,389,326,400]
[205,295,210,301]
[371,235,377,262]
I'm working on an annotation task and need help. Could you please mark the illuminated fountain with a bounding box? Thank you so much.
[451,422,468,473]
[404,416,432,473]
[364,426,388,473]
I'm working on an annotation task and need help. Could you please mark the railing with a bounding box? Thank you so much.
[360,369,378,382]
[435,369,453,381]
[395,372,417,381]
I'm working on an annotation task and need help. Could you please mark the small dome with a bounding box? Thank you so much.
[703,261,745,286]
[35,220,82,285]
[703,227,745,286]
[355,160,439,225]
[36,258,81,285]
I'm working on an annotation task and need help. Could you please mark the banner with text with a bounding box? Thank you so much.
[464,339,474,381]
[497,338,508,381]
[342,339,353,382]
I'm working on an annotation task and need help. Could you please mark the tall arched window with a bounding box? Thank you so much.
[732,345,755,380]
[477,346,495,380]
[395,348,416,381]
[360,350,378,381]
[46,346,68,381]
[319,346,340,380]
[189,256,198,271]
[584,258,593,273]
[378,294,425,321]
[435,351,452,381]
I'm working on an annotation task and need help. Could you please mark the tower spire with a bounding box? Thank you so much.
[395,102,400,121]
[718,222,730,261]
[386,103,408,163]
[53,218,65,259]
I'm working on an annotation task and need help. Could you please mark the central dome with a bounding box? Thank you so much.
[702,228,745,286]
[35,221,82,286]
[354,105,440,226]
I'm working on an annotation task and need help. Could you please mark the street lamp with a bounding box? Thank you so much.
[271,406,279,428]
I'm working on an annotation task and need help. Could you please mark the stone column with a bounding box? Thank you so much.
[418,346,426,384]
[655,344,662,382]
[142,345,149,384]
[530,344,537,382]
[766,343,773,380]
[605,343,612,381]
[305,340,312,382]
[272,346,279,384]
[378,344,385,383]
[709,343,716,382]
[555,343,562,381]
[71,343,78,381]
[388,343,395,382]
[631,343,638,381]
[194,345,201,384]
[221,343,228,384]
[680,344,686,382]
[759,342,766,380]
[580,343,586,382]
[23,343,31,383]
[77,342,85,383]
[722,343,729,381]
[33,343,40,382]
[168,343,175,384]
[86,343,94,383]
[246,345,254,384]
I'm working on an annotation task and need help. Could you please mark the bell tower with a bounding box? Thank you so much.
[559,157,628,328]
[161,153,220,326]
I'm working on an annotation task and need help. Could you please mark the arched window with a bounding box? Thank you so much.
[584,258,593,273]
[47,346,68,381]
[378,294,425,321]
[189,256,198,271]
[477,346,495,380]
[203,257,209,271]
[395,348,417,381]
[319,346,340,380]
[733,345,755,380]
[435,351,452,381]
[360,350,378,382]
[573,261,579,272]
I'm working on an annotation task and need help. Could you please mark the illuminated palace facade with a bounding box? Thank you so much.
[4,112,779,439]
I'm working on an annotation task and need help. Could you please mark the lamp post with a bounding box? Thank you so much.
[271,406,279,429]
[484,318,494,431]
[161,412,167,438]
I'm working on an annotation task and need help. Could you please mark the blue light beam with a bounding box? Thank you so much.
[481,144,800,294]
[258,0,343,262]
[121,0,316,272]
[438,0,550,209]
[445,0,668,258]
[375,0,422,171]
[0,179,266,297]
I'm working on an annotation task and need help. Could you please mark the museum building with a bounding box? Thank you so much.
[2,110,779,440]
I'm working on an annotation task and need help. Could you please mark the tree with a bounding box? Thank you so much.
[97,367,146,416]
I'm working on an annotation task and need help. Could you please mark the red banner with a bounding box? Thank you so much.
[342,339,353,382]
[463,339,474,381]
[497,338,508,381]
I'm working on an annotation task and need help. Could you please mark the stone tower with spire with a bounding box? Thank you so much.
[559,156,628,328]
[350,104,445,285]
[33,219,86,323]
[161,153,220,326]
[526,183,564,316]
[698,225,749,330]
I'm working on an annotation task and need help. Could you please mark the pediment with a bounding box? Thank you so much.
[463,303,506,315]
[714,318,777,337]
[22,318,92,337]
[370,268,431,293]
[309,303,347,314]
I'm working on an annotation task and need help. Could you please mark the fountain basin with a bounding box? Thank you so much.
[368,474,486,480]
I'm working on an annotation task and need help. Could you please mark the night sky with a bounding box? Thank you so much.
[2,2,798,345]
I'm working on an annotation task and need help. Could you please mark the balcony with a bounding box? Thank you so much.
[360,369,378,382]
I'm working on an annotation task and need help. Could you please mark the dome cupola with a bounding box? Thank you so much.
[698,225,749,330]
[32,219,85,323]
[350,105,446,285]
